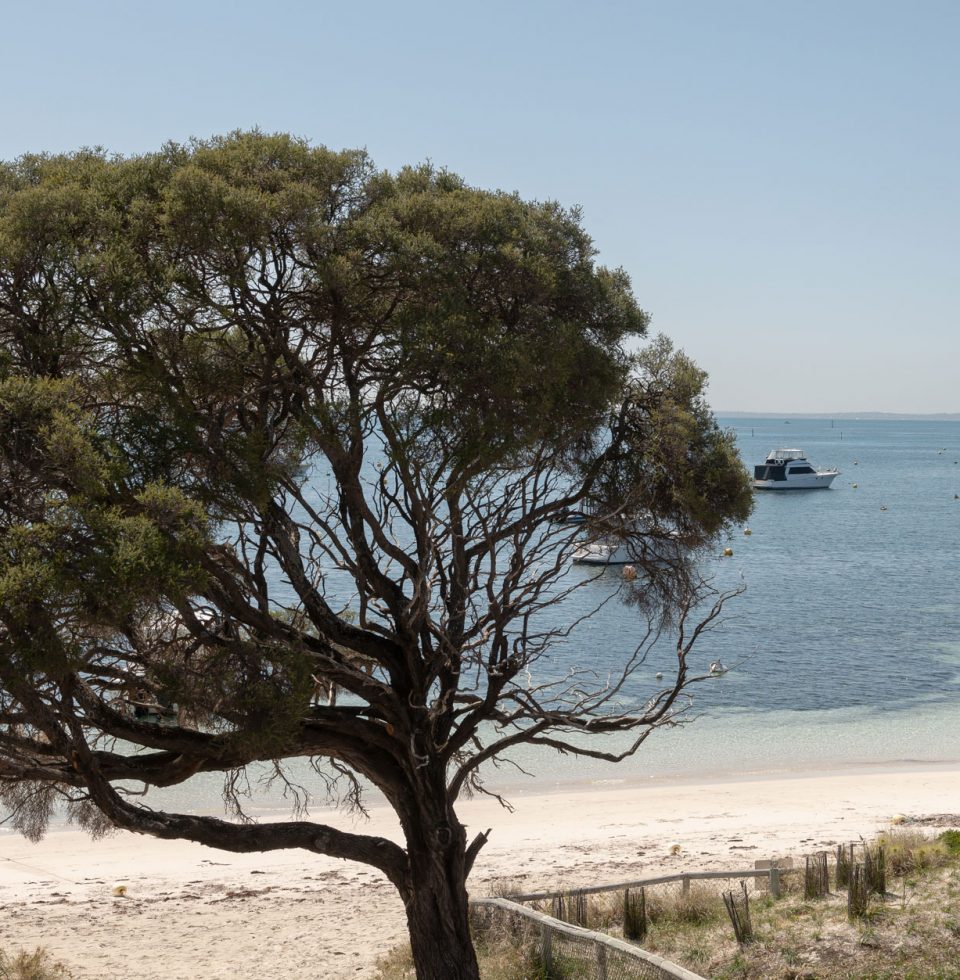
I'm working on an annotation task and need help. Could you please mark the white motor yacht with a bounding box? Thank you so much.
[753,448,839,490]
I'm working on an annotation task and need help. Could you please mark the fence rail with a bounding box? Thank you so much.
[473,841,894,977]
[471,897,707,980]
[508,866,790,903]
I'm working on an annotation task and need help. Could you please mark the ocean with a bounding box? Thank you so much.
[18,416,960,821]
[510,414,960,788]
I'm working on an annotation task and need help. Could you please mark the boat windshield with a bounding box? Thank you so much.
[766,448,806,462]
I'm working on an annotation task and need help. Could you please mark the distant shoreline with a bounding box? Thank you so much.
[717,411,960,421]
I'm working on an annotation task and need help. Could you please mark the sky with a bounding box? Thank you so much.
[1,0,957,414]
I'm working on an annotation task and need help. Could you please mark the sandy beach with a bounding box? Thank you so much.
[2,764,958,979]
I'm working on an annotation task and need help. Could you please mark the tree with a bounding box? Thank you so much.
[0,132,752,978]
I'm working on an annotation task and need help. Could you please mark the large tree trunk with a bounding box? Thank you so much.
[400,800,480,979]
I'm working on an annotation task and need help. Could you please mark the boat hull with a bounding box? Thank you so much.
[754,472,838,490]
[572,542,633,565]
[572,535,683,566]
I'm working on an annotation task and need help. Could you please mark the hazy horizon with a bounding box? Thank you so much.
[716,410,960,420]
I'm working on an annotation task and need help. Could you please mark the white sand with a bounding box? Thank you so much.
[1,764,957,979]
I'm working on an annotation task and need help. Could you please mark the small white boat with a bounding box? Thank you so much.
[753,448,839,490]
[572,532,683,567]
[572,539,634,565]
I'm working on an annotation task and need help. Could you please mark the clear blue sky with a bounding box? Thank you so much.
[3,0,957,413]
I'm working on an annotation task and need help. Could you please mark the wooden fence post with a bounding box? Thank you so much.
[541,923,553,972]
[595,940,608,980]
[682,874,690,896]
[770,867,781,899]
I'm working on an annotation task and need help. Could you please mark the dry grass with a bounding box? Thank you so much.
[372,943,416,979]
[373,937,544,980]
[376,828,960,979]
[0,948,74,980]
[648,882,725,928]
[636,828,960,980]
[876,827,950,876]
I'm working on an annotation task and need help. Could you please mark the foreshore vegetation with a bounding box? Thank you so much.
[373,827,960,979]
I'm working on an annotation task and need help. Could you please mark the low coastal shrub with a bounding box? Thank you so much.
[876,827,948,876]
[847,863,870,920]
[939,829,960,855]
[372,943,415,979]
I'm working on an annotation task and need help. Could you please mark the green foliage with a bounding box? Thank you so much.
[588,335,752,543]
[0,377,209,672]
[0,131,753,971]
[360,174,647,468]
[941,830,960,855]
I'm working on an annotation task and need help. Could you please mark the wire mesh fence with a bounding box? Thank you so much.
[470,897,706,980]
[472,842,885,976]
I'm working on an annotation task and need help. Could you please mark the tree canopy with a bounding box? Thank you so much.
[0,132,752,978]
